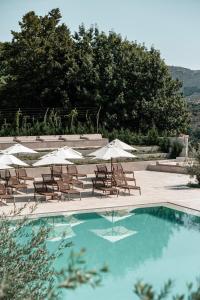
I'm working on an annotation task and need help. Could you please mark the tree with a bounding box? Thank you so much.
[71,25,189,134]
[0,9,190,134]
[0,206,108,299]
[187,146,200,184]
[134,280,200,300]
[0,9,75,109]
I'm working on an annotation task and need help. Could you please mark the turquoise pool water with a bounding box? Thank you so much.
[20,207,200,299]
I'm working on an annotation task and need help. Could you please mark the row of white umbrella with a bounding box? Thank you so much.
[0,138,137,170]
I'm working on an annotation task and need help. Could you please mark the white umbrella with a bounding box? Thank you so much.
[89,144,136,160]
[3,143,38,154]
[0,163,13,170]
[89,144,136,169]
[43,146,83,160]
[109,139,137,151]
[0,154,29,167]
[32,153,73,167]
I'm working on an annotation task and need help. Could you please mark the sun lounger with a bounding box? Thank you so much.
[15,168,34,183]
[7,177,28,193]
[112,162,135,177]
[113,173,141,195]
[0,170,13,182]
[34,182,60,201]
[61,174,84,189]
[51,165,63,178]
[0,183,14,205]
[42,173,58,185]
[67,165,87,179]
[56,181,81,200]
[92,178,119,197]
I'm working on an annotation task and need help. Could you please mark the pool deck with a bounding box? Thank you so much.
[1,171,200,217]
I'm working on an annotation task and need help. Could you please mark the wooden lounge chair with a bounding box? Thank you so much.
[96,164,110,174]
[113,172,141,195]
[112,163,135,179]
[0,183,14,205]
[61,174,84,189]
[95,164,112,180]
[7,177,28,193]
[15,168,34,183]
[67,165,87,179]
[0,170,13,183]
[41,174,58,189]
[56,181,81,201]
[51,165,63,178]
[34,182,60,201]
[92,178,119,197]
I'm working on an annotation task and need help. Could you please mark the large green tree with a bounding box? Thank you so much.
[0,9,75,109]
[0,9,189,134]
[71,25,189,133]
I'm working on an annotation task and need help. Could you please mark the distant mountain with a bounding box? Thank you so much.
[169,66,200,102]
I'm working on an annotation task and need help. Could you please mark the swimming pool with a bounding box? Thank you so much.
[23,206,200,299]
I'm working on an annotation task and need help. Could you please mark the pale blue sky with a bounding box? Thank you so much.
[0,0,199,69]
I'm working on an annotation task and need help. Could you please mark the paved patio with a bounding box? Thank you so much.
[1,170,200,217]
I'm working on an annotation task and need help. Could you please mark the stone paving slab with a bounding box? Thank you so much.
[1,171,200,217]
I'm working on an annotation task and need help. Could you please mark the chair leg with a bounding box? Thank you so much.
[79,192,81,201]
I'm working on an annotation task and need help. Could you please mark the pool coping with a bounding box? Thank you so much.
[7,201,200,220]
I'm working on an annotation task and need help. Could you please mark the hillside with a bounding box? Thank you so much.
[169,66,200,102]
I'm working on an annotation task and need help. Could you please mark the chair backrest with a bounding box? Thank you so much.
[16,168,27,178]
[42,174,53,183]
[67,165,78,174]
[96,164,108,173]
[8,177,20,185]
[113,171,127,186]
[61,174,73,182]
[0,183,6,194]
[34,182,47,193]
[57,181,70,191]
[51,166,62,177]
[0,170,11,180]
[94,170,107,179]
[112,163,123,172]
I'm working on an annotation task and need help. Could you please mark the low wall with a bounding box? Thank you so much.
[147,162,187,174]
[0,138,108,151]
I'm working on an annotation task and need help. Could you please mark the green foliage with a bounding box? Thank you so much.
[134,280,200,300]
[0,9,189,135]
[146,126,159,145]
[158,137,171,153]
[58,249,108,290]
[0,207,107,299]
[134,280,173,300]
[170,140,184,158]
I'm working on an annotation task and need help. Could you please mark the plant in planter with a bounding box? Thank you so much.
[187,147,200,184]
[170,140,184,159]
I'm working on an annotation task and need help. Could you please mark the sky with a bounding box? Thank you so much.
[0,0,199,69]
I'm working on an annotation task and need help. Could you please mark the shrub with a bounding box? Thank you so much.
[146,127,159,145]
[158,137,171,153]
[187,148,200,184]
[170,140,184,158]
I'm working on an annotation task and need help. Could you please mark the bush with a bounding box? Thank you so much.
[158,137,171,153]
[145,127,159,145]
[170,140,184,158]
[187,148,200,184]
